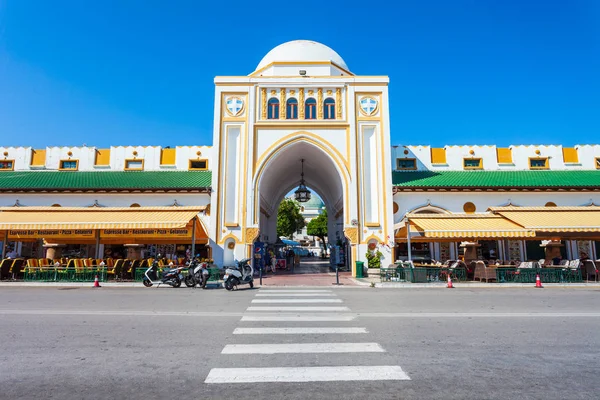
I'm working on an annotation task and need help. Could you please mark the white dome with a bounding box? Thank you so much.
[255,40,349,72]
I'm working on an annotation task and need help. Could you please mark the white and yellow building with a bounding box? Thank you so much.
[1,40,600,270]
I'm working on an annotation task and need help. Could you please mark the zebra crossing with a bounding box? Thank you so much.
[204,288,411,384]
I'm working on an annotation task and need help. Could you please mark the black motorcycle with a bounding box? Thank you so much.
[142,256,183,288]
[184,257,209,288]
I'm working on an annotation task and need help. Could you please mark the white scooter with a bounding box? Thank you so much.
[223,258,254,290]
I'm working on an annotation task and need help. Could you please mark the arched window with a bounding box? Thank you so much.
[286,98,298,119]
[305,98,317,119]
[267,98,279,119]
[323,98,336,120]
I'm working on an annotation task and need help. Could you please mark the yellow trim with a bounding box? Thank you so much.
[562,147,579,163]
[496,147,513,164]
[223,124,241,228]
[254,121,349,127]
[188,159,208,170]
[431,148,447,164]
[359,124,381,226]
[365,223,380,227]
[59,159,79,171]
[30,149,46,166]
[250,61,354,77]
[463,158,483,170]
[252,134,351,226]
[222,116,246,122]
[528,157,548,170]
[254,130,350,177]
[160,148,176,165]
[94,149,110,166]
[364,233,382,244]
[0,159,15,171]
[596,157,600,169]
[124,159,144,171]
[355,90,388,240]
[221,233,242,244]
[396,158,417,170]
[224,223,239,228]
[216,92,249,244]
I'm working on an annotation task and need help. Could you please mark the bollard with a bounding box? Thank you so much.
[259,267,262,286]
[332,265,343,286]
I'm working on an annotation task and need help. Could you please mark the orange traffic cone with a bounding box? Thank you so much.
[93,275,101,288]
[447,274,454,288]
[535,273,543,288]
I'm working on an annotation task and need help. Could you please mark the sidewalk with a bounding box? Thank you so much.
[354,275,600,288]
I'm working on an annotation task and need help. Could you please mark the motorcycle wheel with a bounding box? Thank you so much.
[184,275,195,287]
[142,279,153,287]
[172,277,181,288]
[224,279,234,291]
[249,280,254,289]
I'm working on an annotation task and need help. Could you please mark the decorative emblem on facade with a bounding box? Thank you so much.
[359,96,378,116]
[245,227,260,243]
[225,96,244,116]
[344,227,358,244]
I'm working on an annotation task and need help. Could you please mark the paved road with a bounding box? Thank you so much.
[1,286,599,399]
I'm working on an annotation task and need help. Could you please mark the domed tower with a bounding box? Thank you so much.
[210,40,393,275]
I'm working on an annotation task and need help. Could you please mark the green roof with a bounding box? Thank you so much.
[393,170,600,188]
[0,171,212,191]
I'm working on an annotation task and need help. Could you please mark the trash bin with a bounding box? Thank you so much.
[355,261,364,278]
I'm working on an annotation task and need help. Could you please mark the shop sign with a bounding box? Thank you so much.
[100,228,192,239]
[8,229,95,239]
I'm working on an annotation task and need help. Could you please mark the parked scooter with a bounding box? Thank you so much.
[184,257,210,288]
[223,258,254,291]
[142,255,183,288]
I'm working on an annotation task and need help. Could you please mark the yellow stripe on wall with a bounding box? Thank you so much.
[30,149,46,166]
[562,147,579,163]
[496,148,513,164]
[160,148,176,165]
[95,149,111,166]
[430,148,446,164]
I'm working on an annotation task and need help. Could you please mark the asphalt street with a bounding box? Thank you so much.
[1,286,599,400]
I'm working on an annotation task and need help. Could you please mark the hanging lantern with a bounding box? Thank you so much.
[294,159,311,203]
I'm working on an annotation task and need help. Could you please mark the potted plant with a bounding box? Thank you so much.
[365,242,383,268]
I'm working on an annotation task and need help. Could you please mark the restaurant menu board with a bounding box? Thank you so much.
[508,240,521,261]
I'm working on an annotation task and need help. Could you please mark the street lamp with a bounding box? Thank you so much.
[294,159,311,203]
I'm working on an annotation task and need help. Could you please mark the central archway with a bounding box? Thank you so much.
[252,136,350,273]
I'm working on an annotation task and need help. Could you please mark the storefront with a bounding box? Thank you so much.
[0,206,208,261]
[394,206,600,263]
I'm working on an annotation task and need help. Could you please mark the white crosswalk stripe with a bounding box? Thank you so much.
[257,290,332,293]
[205,366,411,383]
[241,314,356,321]
[252,298,343,303]
[246,306,350,312]
[205,288,411,384]
[233,327,368,335]
[222,342,385,354]
[255,293,337,297]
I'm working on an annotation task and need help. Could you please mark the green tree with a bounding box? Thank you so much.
[307,209,328,248]
[277,198,305,238]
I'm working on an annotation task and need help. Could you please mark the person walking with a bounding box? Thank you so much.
[269,250,276,274]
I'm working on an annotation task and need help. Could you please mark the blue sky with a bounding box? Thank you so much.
[0,0,598,148]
